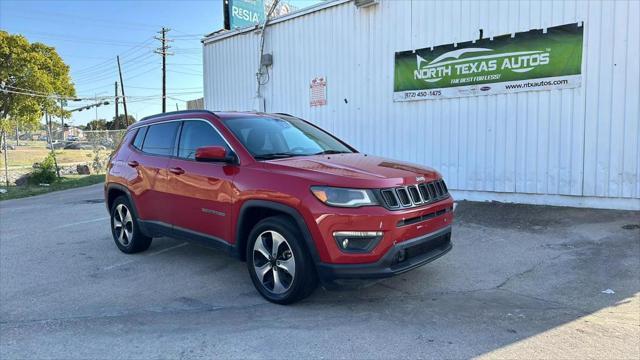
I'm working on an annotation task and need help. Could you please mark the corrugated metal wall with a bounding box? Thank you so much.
[204,0,640,206]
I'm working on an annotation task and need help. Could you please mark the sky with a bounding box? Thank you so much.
[0,0,321,127]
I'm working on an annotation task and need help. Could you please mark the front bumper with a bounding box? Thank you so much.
[316,226,452,281]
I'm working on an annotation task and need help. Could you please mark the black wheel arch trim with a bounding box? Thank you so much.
[104,183,151,237]
[235,200,322,264]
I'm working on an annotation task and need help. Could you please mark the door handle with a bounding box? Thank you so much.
[169,167,185,175]
[127,160,139,167]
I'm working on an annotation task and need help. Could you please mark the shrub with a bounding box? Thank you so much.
[91,146,104,174]
[30,153,58,185]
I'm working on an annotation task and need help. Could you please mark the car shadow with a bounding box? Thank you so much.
[121,201,639,358]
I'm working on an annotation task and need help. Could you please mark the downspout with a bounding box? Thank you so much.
[255,0,279,111]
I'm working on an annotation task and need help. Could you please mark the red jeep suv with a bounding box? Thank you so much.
[105,111,453,304]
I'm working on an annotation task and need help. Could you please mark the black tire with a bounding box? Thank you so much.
[110,195,152,254]
[246,215,317,304]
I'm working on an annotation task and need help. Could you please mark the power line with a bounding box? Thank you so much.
[127,85,202,90]
[172,29,205,37]
[73,56,159,87]
[9,31,160,48]
[73,53,158,83]
[168,69,203,76]
[72,52,156,80]
[71,38,155,75]
[73,58,158,83]
[1,7,163,30]
[124,68,157,82]
[72,63,158,93]
[4,85,54,96]
[0,86,200,102]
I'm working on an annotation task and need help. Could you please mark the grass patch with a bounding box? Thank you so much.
[1,147,100,169]
[0,174,104,201]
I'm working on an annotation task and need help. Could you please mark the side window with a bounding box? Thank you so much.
[132,127,147,150]
[141,122,180,156]
[178,120,228,160]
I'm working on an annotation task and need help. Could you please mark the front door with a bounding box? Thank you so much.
[166,119,237,243]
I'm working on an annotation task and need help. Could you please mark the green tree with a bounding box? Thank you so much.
[107,114,136,130]
[0,31,76,142]
[84,119,108,131]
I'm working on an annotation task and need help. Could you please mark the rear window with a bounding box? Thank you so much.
[141,122,179,156]
[132,127,147,150]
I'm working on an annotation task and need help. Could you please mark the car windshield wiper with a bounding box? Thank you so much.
[312,150,351,155]
[254,153,302,160]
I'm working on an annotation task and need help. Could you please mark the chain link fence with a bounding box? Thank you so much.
[82,129,127,148]
[1,129,127,186]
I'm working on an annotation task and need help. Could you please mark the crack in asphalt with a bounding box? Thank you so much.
[495,252,568,290]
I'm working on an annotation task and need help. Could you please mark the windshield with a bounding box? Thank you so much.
[222,115,355,160]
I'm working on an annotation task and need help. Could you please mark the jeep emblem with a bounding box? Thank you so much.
[416,176,425,182]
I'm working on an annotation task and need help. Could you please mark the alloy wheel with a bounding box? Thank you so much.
[113,204,134,247]
[253,230,296,294]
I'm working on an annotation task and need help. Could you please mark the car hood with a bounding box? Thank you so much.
[263,153,441,188]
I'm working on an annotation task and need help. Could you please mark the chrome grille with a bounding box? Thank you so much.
[381,189,399,207]
[380,179,449,210]
[408,186,422,204]
[418,184,430,202]
[427,183,437,198]
[396,188,411,206]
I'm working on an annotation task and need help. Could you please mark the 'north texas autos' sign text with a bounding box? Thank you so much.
[394,23,584,101]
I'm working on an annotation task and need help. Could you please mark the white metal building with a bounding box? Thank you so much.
[203,0,639,210]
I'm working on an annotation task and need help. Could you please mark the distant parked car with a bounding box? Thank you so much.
[63,142,93,150]
[99,138,115,149]
[51,141,66,149]
[67,135,79,142]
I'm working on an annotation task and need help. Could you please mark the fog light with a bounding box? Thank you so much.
[334,231,383,253]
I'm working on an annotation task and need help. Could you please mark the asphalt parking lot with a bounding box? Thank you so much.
[1,183,638,359]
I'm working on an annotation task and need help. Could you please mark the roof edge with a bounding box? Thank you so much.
[202,0,352,45]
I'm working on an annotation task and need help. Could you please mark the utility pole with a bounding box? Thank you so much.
[45,111,61,179]
[59,98,65,141]
[117,56,128,124]
[46,110,52,146]
[155,27,172,113]
[114,81,119,130]
[3,130,8,187]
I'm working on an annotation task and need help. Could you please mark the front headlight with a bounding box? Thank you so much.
[310,186,379,207]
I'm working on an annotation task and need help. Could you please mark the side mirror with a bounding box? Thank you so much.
[195,146,236,164]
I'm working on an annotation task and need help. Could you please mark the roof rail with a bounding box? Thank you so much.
[138,109,217,122]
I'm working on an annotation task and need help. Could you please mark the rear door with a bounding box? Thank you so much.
[166,119,237,243]
[129,121,180,225]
